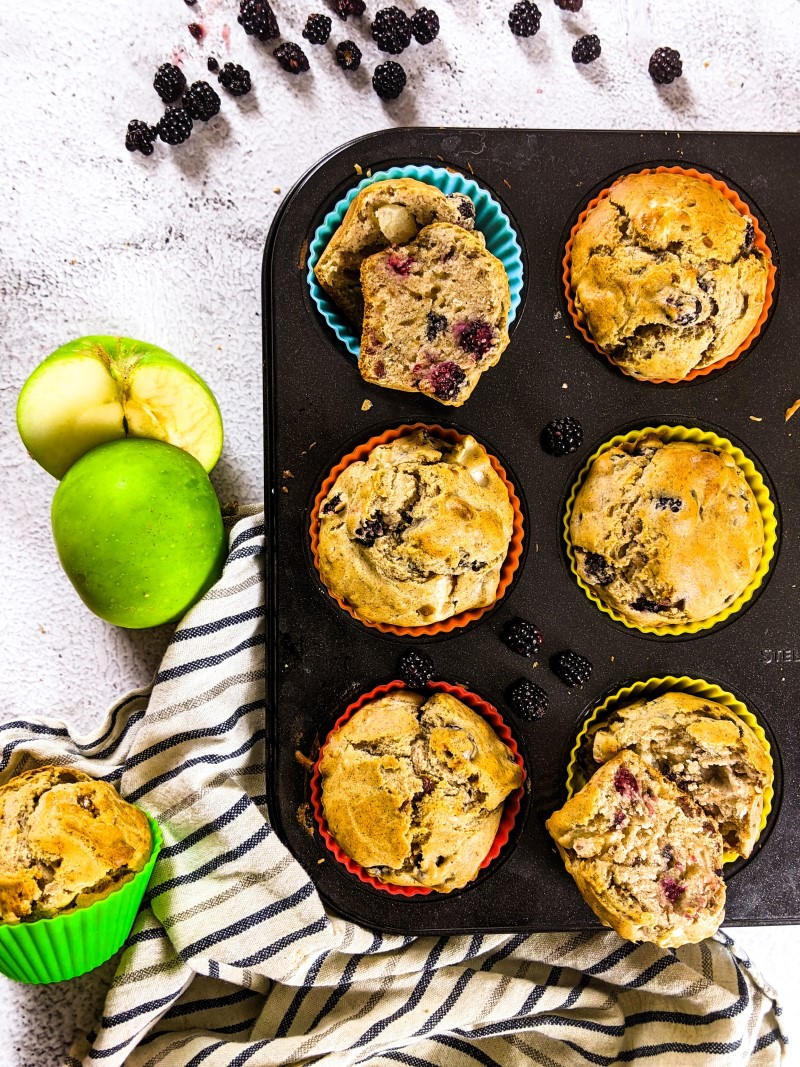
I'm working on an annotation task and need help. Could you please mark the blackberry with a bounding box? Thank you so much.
[398,649,434,689]
[411,8,440,44]
[238,0,279,41]
[508,1,541,37]
[551,649,592,687]
[630,595,668,614]
[153,63,187,104]
[218,63,252,95]
[428,361,465,401]
[188,22,205,42]
[572,34,601,63]
[303,13,332,44]
[426,312,448,340]
[125,120,157,156]
[541,416,583,456]
[335,40,362,69]
[582,551,614,586]
[508,679,549,721]
[372,60,407,99]
[274,43,310,73]
[502,618,543,657]
[332,0,366,17]
[458,320,494,359]
[372,6,413,54]
[207,56,220,73]
[183,81,221,121]
[555,0,582,8]
[354,512,387,546]
[649,47,682,85]
[655,495,682,513]
[157,107,193,145]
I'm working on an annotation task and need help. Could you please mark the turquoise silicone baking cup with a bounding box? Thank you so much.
[306,165,525,358]
[0,811,162,984]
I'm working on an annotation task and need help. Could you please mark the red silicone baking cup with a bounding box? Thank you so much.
[309,679,527,897]
[562,165,776,384]
[309,423,525,636]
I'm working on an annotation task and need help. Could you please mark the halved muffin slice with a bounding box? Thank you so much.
[359,222,511,406]
[546,751,725,947]
[587,692,772,860]
[314,178,475,323]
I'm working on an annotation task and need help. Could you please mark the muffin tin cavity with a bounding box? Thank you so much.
[306,164,526,359]
[565,675,781,880]
[562,422,778,638]
[309,679,527,897]
[307,422,526,638]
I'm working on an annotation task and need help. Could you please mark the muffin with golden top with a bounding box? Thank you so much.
[319,689,523,892]
[570,435,764,628]
[0,765,152,924]
[316,429,515,628]
[570,171,769,381]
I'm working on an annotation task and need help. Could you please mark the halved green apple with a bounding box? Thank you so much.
[17,335,223,478]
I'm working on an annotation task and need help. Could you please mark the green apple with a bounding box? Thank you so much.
[51,439,226,628]
[17,335,223,479]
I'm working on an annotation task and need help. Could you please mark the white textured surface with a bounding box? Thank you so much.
[1,0,799,1063]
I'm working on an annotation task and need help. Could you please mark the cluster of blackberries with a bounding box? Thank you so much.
[508,1,683,82]
[371,6,439,53]
[126,60,239,155]
[234,1,438,99]
[500,614,593,720]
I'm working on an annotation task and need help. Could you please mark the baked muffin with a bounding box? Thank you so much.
[359,222,511,406]
[546,751,725,947]
[319,690,523,892]
[0,765,152,924]
[316,430,515,627]
[584,692,772,860]
[570,171,769,381]
[570,435,764,627]
[314,178,475,323]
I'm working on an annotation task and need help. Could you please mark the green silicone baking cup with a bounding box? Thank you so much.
[563,425,777,636]
[306,164,525,358]
[0,811,162,984]
[564,676,774,866]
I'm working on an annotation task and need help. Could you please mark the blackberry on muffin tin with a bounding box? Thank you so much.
[552,649,592,687]
[502,618,543,657]
[507,679,549,721]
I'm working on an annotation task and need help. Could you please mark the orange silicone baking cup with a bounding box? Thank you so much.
[561,165,776,384]
[309,679,527,897]
[309,423,525,636]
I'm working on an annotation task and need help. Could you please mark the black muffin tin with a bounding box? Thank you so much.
[263,129,799,934]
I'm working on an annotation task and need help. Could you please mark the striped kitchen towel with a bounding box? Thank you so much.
[0,509,787,1066]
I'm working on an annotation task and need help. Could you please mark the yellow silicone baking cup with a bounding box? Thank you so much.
[562,425,777,636]
[565,675,774,865]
